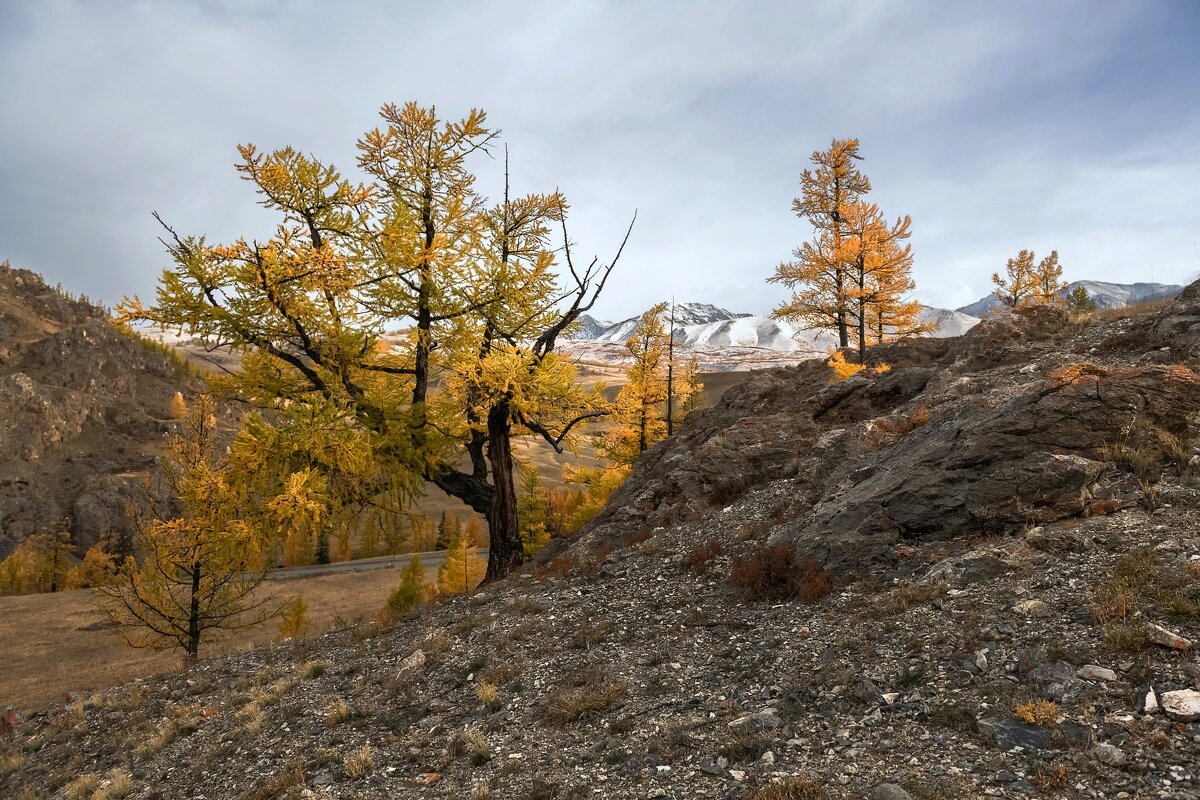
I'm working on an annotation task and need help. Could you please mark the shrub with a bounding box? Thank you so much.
[278,596,309,640]
[1014,699,1058,726]
[730,544,832,602]
[875,580,946,616]
[343,745,374,779]
[682,539,722,574]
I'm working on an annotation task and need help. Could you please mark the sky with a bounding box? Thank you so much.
[1,0,1198,321]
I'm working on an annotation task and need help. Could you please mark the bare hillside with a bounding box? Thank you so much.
[0,264,200,556]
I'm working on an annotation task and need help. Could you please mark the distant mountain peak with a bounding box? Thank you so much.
[956,280,1182,317]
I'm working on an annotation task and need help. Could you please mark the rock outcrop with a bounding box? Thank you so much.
[0,265,199,554]
[589,291,1200,570]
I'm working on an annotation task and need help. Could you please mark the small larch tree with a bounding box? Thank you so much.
[95,396,276,661]
[1031,250,1067,305]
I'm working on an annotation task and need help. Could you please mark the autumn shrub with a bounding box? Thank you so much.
[874,580,946,616]
[278,596,309,640]
[682,539,722,574]
[1014,699,1058,726]
[730,544,832,602]
[386,556,428,616]
[870,406,931,448]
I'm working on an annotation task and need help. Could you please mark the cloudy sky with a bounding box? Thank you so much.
[2,1,1198,320]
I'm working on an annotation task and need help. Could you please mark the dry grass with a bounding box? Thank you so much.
[475,680,501,711]
[64,773,101,800]
[751,777,830,800]
[343,744,374,779]
[324,698,353,727]
[461,726,490,764]
[94,768,135,800]
[1014,699,1059,726]
[875,580,947,616]
[869,406,931,448]
[238,766,305,800]
[1091,549,1200,650]
[682,539,722,574]
[730,544,833,603]
[0,565,447,709]
[543,672,627,726]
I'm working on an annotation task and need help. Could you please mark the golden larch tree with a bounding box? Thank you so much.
[1031,250,1067,305]
[95,396,277,661]
[771,138,872,347]
[992,249,1037,308]
[119,101,631,582]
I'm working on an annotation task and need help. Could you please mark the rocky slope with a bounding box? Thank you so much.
[0,264,200,556]
[4,282,1200,799]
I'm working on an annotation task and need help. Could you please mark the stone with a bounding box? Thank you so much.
[978,717,1053,751]
[872,785,914,800]
[1091,743,1126,767]
[397,649,427,677]
[1076,665,1117,682]
[728,708,780,731]
[1136,687,1159,714]
[1145,622,1192,650]
[1013,599,1051,618]
[1027,661,1088,703]
[1160,689,1200,722]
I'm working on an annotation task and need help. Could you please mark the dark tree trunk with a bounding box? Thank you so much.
[187,559,202,661]
[484,403,523,581]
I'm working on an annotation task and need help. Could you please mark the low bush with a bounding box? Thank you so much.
[730,544,832,602]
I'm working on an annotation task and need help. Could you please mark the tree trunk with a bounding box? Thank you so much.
[484,403,523,581]
[187,559,202,661]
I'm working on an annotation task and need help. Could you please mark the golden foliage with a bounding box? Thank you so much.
[993,249,1067,308]
[94,396,280,659]
[1014,699,1058,726]
[437,534,486,596]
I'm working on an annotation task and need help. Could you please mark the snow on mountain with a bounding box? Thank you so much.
[957,281,1182,317]
[592,302,748,343]
[570,314,613,340]
[919,306,979,337]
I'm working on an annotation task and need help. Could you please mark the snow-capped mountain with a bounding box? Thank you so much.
[571,314,613,340]
[956,281,1182,317]
[564,302,983,370]
[591,302,749,344]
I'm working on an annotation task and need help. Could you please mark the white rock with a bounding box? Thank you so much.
[730,770,746,782]
[1161,689,1200,722]
[1076,665,1118,682]
[1013,599,1051,618]
[1146,623,1192,650]
[397,649,426,676]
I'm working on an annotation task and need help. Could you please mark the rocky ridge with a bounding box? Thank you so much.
[0,264,200,555]
[3,283,1200,798]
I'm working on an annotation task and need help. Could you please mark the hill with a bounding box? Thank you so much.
[5,279,1199,799]
[956,280,1183,318]
[0,264,201,557]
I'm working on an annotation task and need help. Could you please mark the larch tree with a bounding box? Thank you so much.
[516,462,550,557]
[605,303,670,462]
[95,396,277,661]
[770,138,872,347]
[1031,250,1067,305]
[992,249,1037,308]
[840,201,931,360]
[119,101,630,582]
